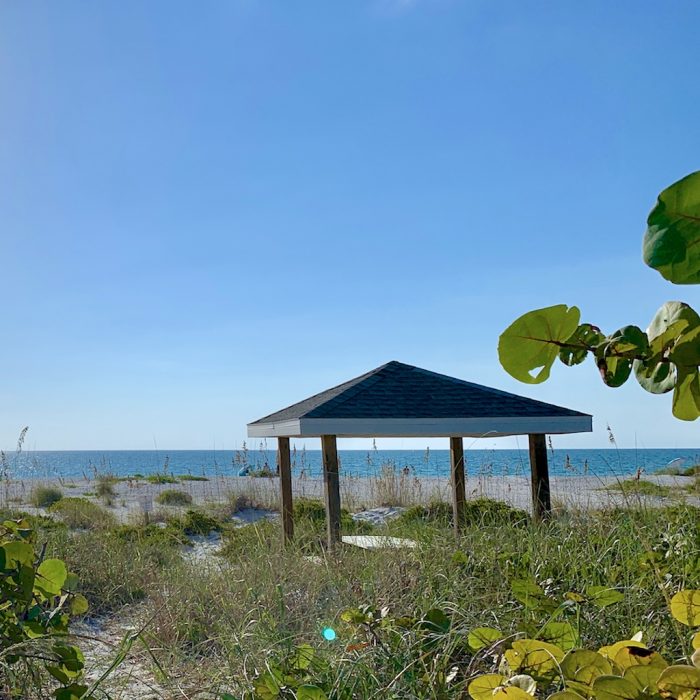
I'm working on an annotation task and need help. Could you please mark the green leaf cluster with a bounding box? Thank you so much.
[499,171,700,420]
[0,518,88,698]
[468,587,700,700]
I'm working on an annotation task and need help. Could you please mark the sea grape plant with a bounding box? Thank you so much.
[467,587,700,700]
[498,171,700,421]
[226,586,700,699]
[0,517,89,699]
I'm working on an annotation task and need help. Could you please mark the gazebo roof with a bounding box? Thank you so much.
[247,361,592,438]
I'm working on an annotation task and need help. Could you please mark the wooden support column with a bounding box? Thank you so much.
[450,437,466,535]
[277,437,294,544]
[321,435,341,551]
[529,433,551,522]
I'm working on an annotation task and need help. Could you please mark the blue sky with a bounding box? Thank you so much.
[1,1,699,452]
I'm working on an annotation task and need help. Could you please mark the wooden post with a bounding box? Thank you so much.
[321,435,341,551]
[450,436,466,535]
[277,437,294,544]
[529,433,551,521]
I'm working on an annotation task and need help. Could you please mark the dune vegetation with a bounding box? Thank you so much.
[1,491,699,699]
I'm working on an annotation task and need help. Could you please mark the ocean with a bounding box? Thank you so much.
[1,448,698,480]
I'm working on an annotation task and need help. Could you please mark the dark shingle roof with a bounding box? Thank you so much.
[250,361,589,424]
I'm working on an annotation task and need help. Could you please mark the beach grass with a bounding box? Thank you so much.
[29,484,63,508]
[156,489,193,506]
[6,495,692,698]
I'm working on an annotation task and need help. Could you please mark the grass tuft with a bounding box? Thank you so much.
[30,485,63,508]
[156,489,193,506]
[49,497,116,530]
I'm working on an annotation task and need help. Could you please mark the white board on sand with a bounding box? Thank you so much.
[341,535,417,550]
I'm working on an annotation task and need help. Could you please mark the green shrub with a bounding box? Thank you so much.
[683,464,700,476]
[95,476,117,498]
[30,484,63,508]
[292,498,372,534]
[293,498,327,522]
[398,498,529,527]
[606,479,671,496]
[112,522,189,546]
[179,474,209,482]
[49,497,116,530]
[156,489,193,506]
[249,465,275,478]
[147,473,179,484]
[182,509,221,535]
[0,518,88,697]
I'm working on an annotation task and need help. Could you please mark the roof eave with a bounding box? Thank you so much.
[247,415,592,438]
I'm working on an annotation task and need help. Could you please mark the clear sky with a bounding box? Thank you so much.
[1,1,699,452]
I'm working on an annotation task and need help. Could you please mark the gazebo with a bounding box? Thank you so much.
[247,361,592,548]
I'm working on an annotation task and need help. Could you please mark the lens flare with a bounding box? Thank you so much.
[322,627,336,641]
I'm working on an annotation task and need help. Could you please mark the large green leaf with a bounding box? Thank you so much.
[670,590,700,626]
[670,326,700,368]
[499,305,581,384]
[296,686,329,700]
[598,356,633,388]
[634,358,675,394]
[559,324,605,367]
[647,302,700,355]
[644,171,700,285]
[672,368,700,421]
[596,327,648,388]
[635,302,700,394]
[36,559,67,598]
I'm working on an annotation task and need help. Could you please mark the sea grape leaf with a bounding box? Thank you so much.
[468,627,503,652]
[508,674,537,695]
[505,639,565,679]
[596,326,649,387]
[624,665,663,694]
[1,541,34,569]
[511,578,546,609]
[559,324,605,366]
[591,675,640,700]
[670,590,700,626]
[290,644,315,671]
[54,685,89,700]
[70,594,89,616]
[635,302,700,394]
[604,326,650,358]
[469,674,507,700]
[644,170,700,285]
[634,358,676,395]
[540,622,579,651]
[670,326,700,368]
[587,586,625,608]
[656,665,700,700]
[36,559,67,598]
[599,640,648,663]
[421,607,451,634]
[672,369,700,422]
[296,686,328,700]
[548,692,587,700]
[561,649,613,687]
[493,687,535,700]
[499,305,581,384]
[648,302,700,356]
[614,646,668,671]
[598,356,633,387]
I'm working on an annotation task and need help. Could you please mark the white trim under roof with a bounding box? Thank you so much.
[247,415,592,438]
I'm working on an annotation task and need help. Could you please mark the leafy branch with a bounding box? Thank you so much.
[498,171,700,421]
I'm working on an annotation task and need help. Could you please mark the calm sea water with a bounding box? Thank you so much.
[2,448,698,480]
